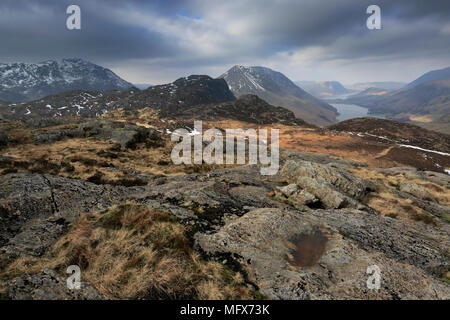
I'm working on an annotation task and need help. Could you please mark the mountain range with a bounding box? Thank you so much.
[219,65,338,126]
[0,60,339,126]
[0,75,236,120]
[1,59,450,301]
[0,58,132,102]
[335,66,450,133]
[347,82,406,91]
[296,81,354,98]
[2,58,450,133]
[405,66,450,90]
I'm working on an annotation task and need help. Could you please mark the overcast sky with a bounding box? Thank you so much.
[1,0,450,85]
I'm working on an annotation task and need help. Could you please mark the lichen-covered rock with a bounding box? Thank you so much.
[196,208,450,300]
[1,159,448,300]
[7,269,104,300]
[76,119,159,149]
[31,130,69,144]
[0,173,144,258]
[278,160,373,210]
[281,160,369,200]
[296,176,346,208]
[297,189,317,205]
[27,119,161,149]
[399,181,436,202]
[277,184,298,197]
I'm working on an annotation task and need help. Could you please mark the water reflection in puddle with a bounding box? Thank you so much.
[286,227,331,267]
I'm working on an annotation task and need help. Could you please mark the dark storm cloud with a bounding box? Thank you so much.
[0,0,449,83]
[0,0,177,62]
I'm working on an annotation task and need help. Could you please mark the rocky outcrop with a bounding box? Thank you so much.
[0,173,144,258]
[196,207,450,300]
[76,120,160,149]
[7,269,104,300]
[177,94,312,126]
[277,160,373,211]
[23,119,161,149]
[281,160,369,199]
[399,181,436,202]
[1,151,449,300]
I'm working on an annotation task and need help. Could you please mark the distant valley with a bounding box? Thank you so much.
[1,59,450,134]
[331,66,450,134]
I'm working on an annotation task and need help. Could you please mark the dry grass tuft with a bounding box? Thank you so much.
[353,167,450,206]
[366,192,436,224]
[3,203,254,300]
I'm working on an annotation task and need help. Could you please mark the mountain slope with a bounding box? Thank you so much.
[219,66,337,126]
[175,94,313,126]
[340,87,392,107]
[348,82,406,91]
[0,75,236,120]
[405,66,450,89]
[132,75,235,113]
[346,80,450,117]
[297,81,353,98]
[0,58,133,102]
[328,117,450,154]
[376,80,450,115]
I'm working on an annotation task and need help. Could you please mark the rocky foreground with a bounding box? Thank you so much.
[0,113,449,300]
[0,143,449,299]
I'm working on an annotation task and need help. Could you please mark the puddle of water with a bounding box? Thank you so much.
[286,227,331,267]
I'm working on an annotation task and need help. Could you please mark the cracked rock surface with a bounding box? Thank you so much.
[1,150,449,300]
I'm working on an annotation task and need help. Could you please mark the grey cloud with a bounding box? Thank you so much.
[0,0,449,83]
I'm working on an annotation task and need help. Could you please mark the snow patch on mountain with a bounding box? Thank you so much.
[0,58,132,102]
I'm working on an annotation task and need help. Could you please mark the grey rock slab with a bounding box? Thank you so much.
[196,208,450,300]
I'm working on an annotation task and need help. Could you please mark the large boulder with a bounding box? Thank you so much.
[0,173,144,257]
[399,181,436,202]
[196,207,450,300]
[31,130,69,144]
[76,120,158,149]
[278,160,372,210]
[280,160,368,199]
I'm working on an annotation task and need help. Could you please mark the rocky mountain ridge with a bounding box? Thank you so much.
[0,75,236,121]
[405,66,450,90]
[219,65,338,126]
[0,58,132,102]
[297,81,353,98]
[175,94,312,126]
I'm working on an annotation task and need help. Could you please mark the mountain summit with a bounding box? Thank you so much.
[297,81,353,98]
[219,65,337,126]
[0,58,133,102]
[405,66,450,90]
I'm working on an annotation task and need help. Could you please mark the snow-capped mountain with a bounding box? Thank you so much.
[0,58,133,102]
[219,65,337,126]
